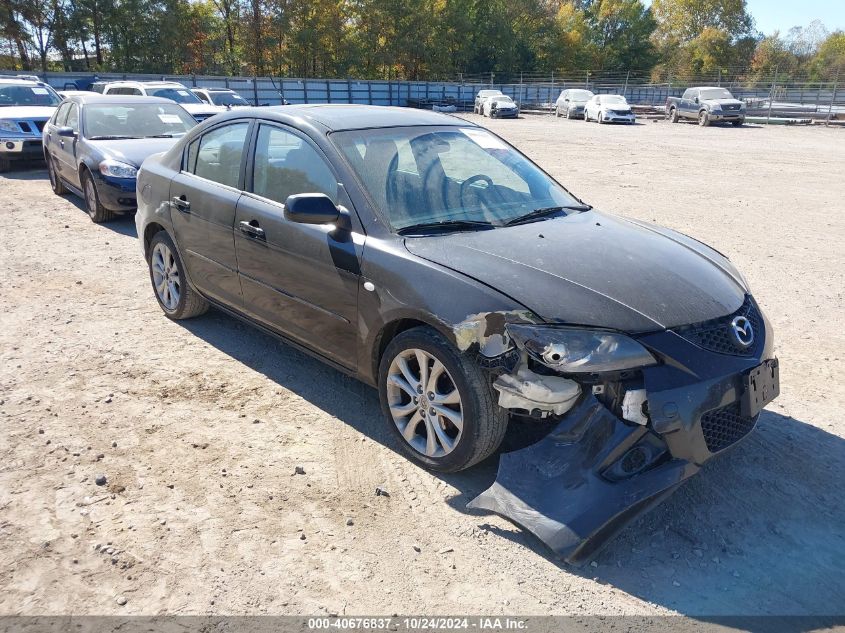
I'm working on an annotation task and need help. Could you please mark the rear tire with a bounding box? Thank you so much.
[82,170,115,223]
[669,107,679,123]
[48,157,68,195]
[378,326,509,473]
[147,231,209,320]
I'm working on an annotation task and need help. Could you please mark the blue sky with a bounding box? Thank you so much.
[745,0,845,35]
[641,0,845,35]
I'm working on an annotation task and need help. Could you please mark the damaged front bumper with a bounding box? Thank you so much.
[468,296,779,565]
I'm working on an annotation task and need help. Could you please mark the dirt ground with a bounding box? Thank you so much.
[1,114,843,618]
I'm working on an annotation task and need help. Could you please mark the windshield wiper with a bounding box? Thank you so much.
[503,204,592,226]
[145,134,174,138]
[397,219,496,235]
[88,135,141,140]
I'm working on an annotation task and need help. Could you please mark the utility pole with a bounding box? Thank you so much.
[827,67,840,127]
[767,65,778,124]
[623,70,630,99]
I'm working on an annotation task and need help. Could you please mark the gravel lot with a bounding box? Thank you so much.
[1,114,843,617]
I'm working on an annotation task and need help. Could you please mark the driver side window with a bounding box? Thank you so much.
[251,125,338,205]
[65,104,79,132]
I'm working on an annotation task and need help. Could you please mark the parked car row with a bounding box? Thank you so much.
[0,75,273,173]
[2,90,780,564]
[477,85,746,127]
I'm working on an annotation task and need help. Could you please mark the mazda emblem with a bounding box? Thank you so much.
[730,316,754,349]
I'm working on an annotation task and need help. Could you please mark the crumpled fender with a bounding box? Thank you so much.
[467,395,700,565]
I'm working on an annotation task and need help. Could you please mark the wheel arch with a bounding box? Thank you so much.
[143,222,168,259]
[371,316,453,385]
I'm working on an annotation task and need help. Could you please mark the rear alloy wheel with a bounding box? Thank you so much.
[379,326,508,472]
[82,170,115,223]
[147,231,208,320]
[698,110,711,127]
[48,158,68,195]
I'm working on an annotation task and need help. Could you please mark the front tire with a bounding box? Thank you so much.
[82,170,115,223]
[698,110,711,127]
[147,231,209,320]
[378,326,508,473]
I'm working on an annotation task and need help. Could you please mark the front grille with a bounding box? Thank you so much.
[611,110,631,115]
[672,295,762,357]
[723,104,741,111]
[700,403,757,452]
[33,120,46,132]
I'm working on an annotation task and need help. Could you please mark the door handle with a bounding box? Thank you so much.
[171,196,191,212]
[239,220,265,239]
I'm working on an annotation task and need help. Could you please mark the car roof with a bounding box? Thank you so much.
[104,81,185,87]
[252,104,470,132]
[64,93,179,105]
[0,77,45,86]
[194,87,236,92]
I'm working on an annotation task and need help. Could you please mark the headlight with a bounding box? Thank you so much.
[710,104,722,111]
[507,325,657,373]
[0,120,21,133]
[99,159,137,178]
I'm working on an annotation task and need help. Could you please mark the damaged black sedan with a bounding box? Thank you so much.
[135,105,779,564]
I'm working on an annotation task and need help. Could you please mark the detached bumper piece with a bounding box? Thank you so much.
[468,395,699,566]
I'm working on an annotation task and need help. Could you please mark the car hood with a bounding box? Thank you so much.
[490,99,517,107]
[89,137,181,168]
[0,105,55,120]
[703,98,743,107]
[404,210,747,333]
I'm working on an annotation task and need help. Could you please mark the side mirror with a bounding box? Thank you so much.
[284,193,340,225]
[57,126,76,137]
[694,97,699,104]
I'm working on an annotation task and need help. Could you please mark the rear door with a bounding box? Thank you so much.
[234,122,362,368]
[169,120,251,308]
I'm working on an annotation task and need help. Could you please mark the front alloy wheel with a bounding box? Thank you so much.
[379,326,508,472]
[387,348,463,459]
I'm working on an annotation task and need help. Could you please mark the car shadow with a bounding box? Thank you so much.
[0,163,47,179]
[178,308,845,622]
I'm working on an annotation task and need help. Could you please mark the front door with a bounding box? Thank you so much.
[234,123,362,369]
[54,102,80,187]
[169,120,251,307]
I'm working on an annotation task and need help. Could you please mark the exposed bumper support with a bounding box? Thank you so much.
[468,395,699,565]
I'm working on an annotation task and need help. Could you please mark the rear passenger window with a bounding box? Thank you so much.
[251,125,337,204]
[190,123,250,188]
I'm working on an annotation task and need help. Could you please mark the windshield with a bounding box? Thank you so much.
[566,90,593,101]
[0,82,61,107]
[332,126,582,231]
[601,95,627,105]
[148,87,203,104]
[84,103,196,139]
[210,91,250,106]
[699,88,734,100]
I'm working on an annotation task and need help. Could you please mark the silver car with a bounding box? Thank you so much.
[555,89,595,119]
